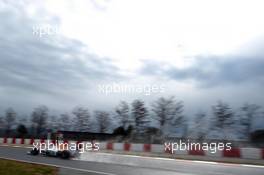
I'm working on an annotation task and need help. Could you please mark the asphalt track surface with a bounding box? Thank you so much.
[0,146,263,175]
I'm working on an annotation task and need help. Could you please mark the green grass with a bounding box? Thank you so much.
[0,159,58,175]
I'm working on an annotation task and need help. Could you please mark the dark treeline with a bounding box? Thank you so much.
[0,97,263,143]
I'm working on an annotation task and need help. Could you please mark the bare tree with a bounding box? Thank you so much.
[131,99,149,134]
[0,117,4,129]
[59,113,72,131]
[72,107,91,132]
[240,103,261,139]
[31,105,49,136]
[192,112,207,140]
[115,101,130,129]
[151,96,184,134]
[211,101,234,130]
[4,107,16,136]
[95,111,111,133]
[47,115,59,132]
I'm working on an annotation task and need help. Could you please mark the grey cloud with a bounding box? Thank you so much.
[0,4,120,97]
[140,55,264,88]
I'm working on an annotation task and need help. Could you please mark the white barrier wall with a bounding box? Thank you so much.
[131,144,143,152]
[241,148,262,159]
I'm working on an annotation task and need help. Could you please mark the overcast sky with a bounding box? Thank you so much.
[0,0,264,117]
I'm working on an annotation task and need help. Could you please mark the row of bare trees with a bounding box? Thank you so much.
[191,102,262,141]
[0,97,262,141]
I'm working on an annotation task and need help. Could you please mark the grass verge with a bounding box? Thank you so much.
[0,158,58,175]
